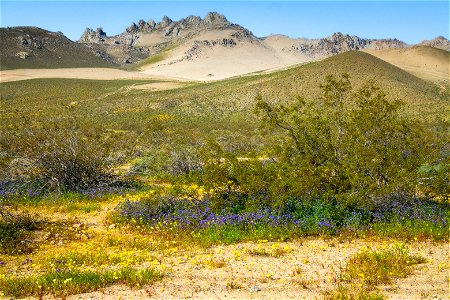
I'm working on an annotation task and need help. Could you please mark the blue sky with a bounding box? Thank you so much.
[1,1,448,44]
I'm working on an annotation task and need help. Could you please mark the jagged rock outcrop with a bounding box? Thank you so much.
[78,12,238,45]
[75,12,247,65]
[420,36,450,51]
[366,38,406,50]
[179,15,202,28]
[126,22,138,33]
[79,27,107,43]
[294,32,407,58]
[203,12,230,27]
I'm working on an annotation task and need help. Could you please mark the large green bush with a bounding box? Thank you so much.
[250,74,438,206]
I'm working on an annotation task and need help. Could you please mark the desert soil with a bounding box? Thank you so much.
[0,68,164,83]
[34,238,447,300]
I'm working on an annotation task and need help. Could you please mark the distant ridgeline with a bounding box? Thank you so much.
[1,12,449,69]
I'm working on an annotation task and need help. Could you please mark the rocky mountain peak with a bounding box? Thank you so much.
[203,12,229,27]
[157,16,173,28]
[182,15,202,27]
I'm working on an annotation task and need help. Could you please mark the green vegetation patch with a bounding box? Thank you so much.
[325,243,426,299]
[342,243,426,287]
[0,267,163,298]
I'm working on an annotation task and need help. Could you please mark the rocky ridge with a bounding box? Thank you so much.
[419,36,450,51]
[1,12,448,70]
[292,32,407,58]
[78,12,245,64]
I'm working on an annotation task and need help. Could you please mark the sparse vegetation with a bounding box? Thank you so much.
[325,243,426,300]
[0,266,162,298]
[342,243,426,287]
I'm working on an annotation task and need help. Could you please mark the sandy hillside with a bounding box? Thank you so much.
[363,46,450,82]
[140,30,312,81]
[0,68,164,83]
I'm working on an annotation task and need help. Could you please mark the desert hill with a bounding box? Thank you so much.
[135,51,445,123]
[0,26,117,70]
[363,45,450,82]
[77,12,248,65]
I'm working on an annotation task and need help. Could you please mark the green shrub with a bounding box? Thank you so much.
[2,119,131,193]
[254,74,436,206]
[0,206,43,254]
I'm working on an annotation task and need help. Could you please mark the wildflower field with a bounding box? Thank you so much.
[0,186,448,299]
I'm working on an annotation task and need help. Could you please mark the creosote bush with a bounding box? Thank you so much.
[252,74,439,206]
[1,118,133,194]
[0,204,44,254]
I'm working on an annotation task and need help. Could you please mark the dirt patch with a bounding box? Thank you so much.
[0,68,165,83]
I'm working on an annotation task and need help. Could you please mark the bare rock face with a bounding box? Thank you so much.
[126,22,138,33]
[420,36,450,51]
[147,19,156,29]
[180,15,202,28]
[79,27,107,43]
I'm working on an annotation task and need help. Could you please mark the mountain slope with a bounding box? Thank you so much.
[138,29,312,81]
[135,30,408,81]
[0,27,117,70]
[363,46,450,82]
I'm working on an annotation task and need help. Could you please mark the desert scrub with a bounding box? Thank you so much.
[0,206,44,254]
[1,116,138,195]
[0,266,163,298]
[342,243,426,288]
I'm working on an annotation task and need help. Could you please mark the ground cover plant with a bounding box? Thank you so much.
[325,243,427,299]
[113,192,449,246]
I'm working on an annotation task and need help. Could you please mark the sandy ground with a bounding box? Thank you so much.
[34,237,448,300]
[0,68,162,83]
[363,47,450,82]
